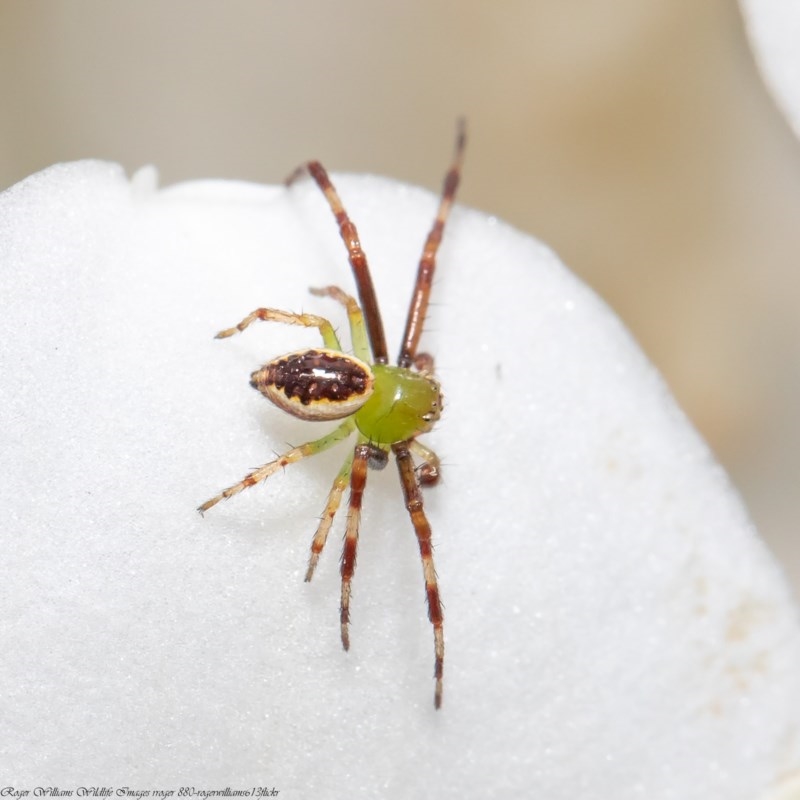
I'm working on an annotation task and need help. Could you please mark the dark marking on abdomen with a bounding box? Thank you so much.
[253,349,370,405]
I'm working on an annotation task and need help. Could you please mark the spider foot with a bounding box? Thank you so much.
[304,553,320,583]
[433,627,444,709]
[197,495,223,514]
[214,327,239,339]
[198,464,280,517]
[198,482,245,513]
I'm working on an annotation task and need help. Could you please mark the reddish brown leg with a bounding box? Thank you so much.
[339,443,370,651]
[393,440,444,709]
[287,163,389,365]
[398,120,466,368]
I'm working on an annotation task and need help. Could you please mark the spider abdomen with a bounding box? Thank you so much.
[251,347,374,421]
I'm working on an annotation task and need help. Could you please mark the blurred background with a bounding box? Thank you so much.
[1,0,797,592]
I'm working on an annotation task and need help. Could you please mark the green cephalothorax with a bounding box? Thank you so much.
[354,364,441,445]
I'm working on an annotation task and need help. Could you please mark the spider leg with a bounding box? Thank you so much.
[198,419,355,513]
[339,442,371,651]
[408,439,442,487]
[398,120,466,368]
[309,285,371,363]
[305,450,354,582]
[393,440,444,709]
[286,161,389,365]
[214,307,343,351]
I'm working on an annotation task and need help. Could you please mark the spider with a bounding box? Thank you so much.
[199,122,466,709]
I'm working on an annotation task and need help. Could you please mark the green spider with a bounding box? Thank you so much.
[199,123,466,709]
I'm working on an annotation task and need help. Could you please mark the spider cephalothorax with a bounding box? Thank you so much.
[199,123,465,709]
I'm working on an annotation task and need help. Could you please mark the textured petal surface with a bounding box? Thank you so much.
[1,161,798,798]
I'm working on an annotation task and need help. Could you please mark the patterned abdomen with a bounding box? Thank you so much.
[250,348,375,421]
